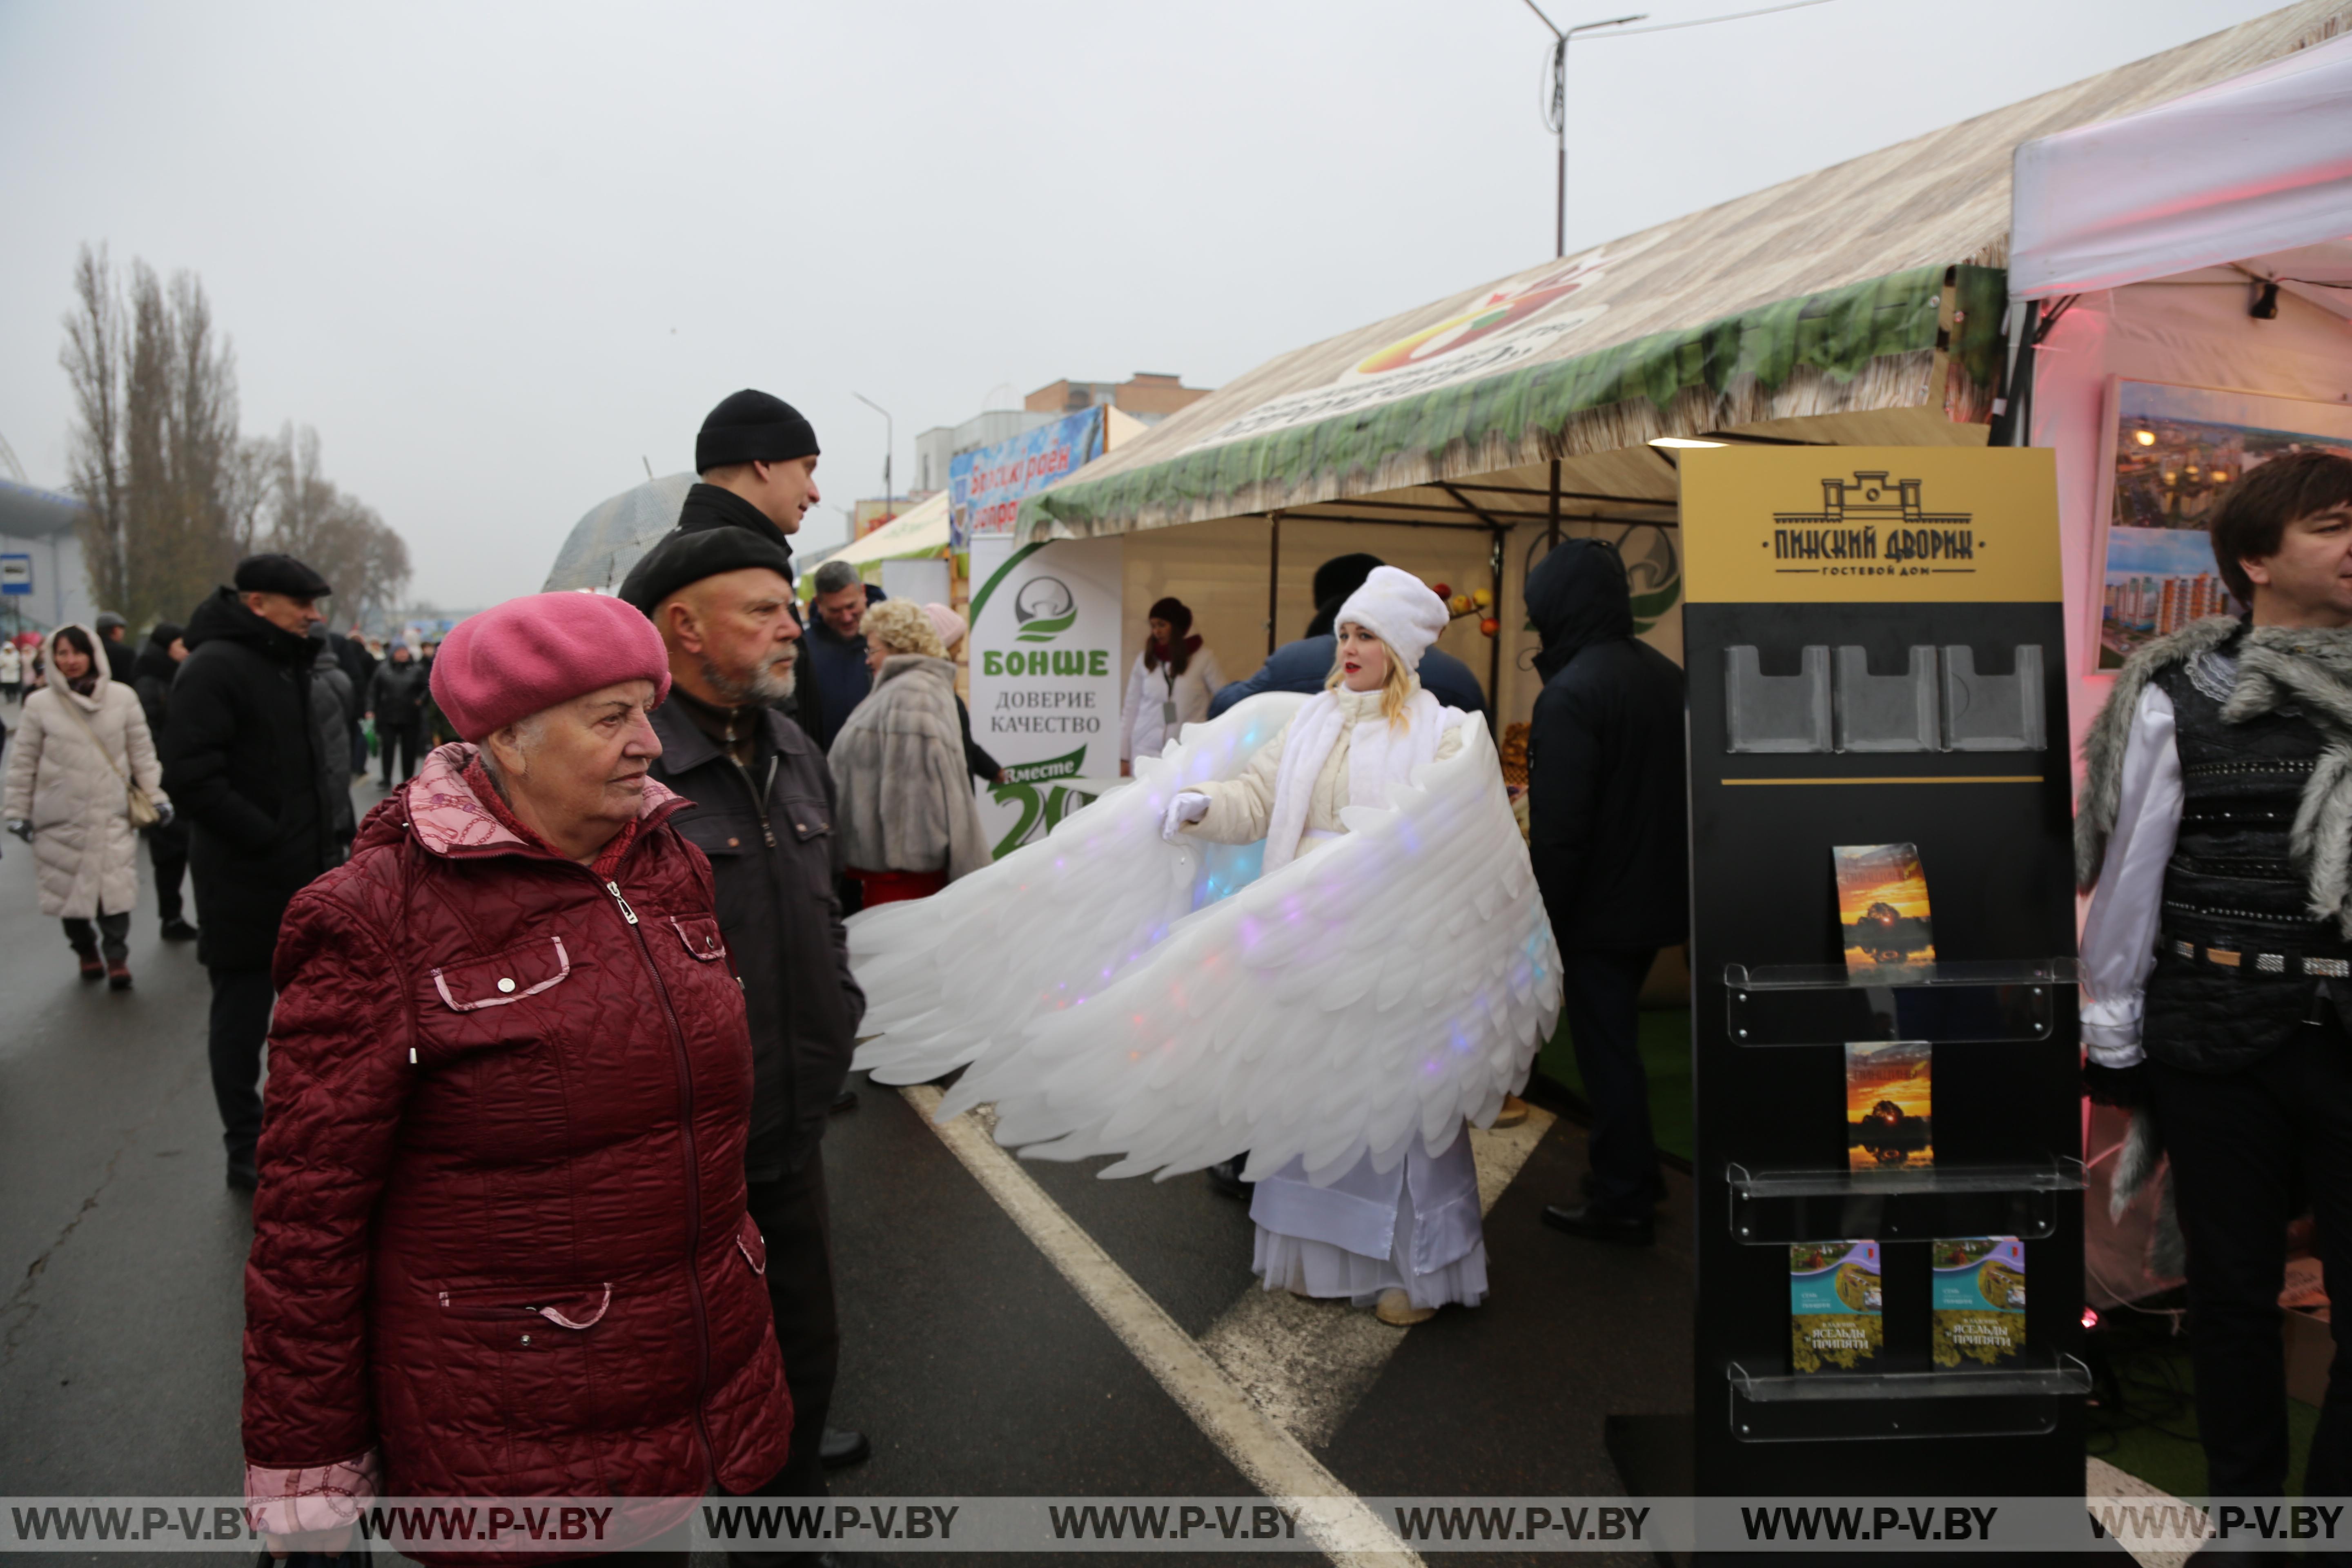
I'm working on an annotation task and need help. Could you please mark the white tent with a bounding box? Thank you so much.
[2010,33,2352,303]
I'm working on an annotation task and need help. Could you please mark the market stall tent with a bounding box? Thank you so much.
[1013,0,2350,732]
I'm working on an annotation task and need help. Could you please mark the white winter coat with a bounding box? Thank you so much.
[0,645,20,685]
[2,627,168,919]
[1119,644,1226,763]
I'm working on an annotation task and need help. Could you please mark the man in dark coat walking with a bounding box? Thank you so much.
[367,644,429,787]
[621,390,871,1540]
[94,610,138,684]
[1207,552,1489,722]
[161,555,344,1190]
[130,622,198,940]
[1523,538,1688,1247]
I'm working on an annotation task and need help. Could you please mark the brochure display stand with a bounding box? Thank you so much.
[1675,448,2086,1494]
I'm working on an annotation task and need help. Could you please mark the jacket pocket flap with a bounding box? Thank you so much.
[673,813,753,857]
[431,937,571,1012]
[735,1213,767,1275]
[438,1283,611,1328]
[671,915,727,963]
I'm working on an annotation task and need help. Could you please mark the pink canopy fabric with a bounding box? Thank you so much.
[2010,32,2352,301]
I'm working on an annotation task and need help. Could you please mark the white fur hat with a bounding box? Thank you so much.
[1334,565,1449,673]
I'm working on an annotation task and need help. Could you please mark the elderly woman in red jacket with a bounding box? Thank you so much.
[242,592,788,1559]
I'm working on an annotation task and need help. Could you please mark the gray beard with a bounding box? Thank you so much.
[702,651,797,706]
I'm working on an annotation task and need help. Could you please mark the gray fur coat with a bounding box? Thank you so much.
[827,655,991,881]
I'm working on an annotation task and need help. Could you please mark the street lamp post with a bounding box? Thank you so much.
[852,392,894,531]
[1521,4,1647,258]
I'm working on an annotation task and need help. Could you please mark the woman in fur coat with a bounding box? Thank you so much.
[827,597,990,907]
[2,624,172,988]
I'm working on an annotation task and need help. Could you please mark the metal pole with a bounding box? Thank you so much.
[1487,527,1507,736]
[1548,458,1563,548]
[1266,512,1282,657]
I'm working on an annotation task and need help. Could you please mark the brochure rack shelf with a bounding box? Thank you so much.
[1725,1355,2092,1443]
[1723,960,2078,1048]
[1726,1159,2085,1245]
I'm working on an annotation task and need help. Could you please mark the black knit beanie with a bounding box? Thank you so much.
[696,389,820,473]
[1146,597,1193,637]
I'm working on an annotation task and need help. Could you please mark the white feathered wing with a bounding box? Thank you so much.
[849,692,1562,1186]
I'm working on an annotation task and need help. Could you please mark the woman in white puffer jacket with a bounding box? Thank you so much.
[2,624,170,988]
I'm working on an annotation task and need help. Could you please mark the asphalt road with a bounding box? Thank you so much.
[0,754,1694,1566]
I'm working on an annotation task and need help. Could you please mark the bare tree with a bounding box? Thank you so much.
[59,245,244,629]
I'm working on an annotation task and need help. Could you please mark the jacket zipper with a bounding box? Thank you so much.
[728,755,779,849]
[599,873,719,1486]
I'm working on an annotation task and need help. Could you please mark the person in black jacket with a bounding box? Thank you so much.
[334,628,375,776]
[621,392,874,1525]
[367,644,429,787]
[804,561,884,753]
[161,555,344,1190]
[129,622,198,940]
[94,610,138,684]
[1523,538,1688,1247]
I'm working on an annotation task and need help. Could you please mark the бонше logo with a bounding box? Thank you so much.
[1013,576,1077,642]
[1771,473,1978,579]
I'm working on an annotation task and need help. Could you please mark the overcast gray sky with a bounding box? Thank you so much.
[0,0,2288,609]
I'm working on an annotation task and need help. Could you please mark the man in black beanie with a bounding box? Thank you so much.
[623,388,826,735]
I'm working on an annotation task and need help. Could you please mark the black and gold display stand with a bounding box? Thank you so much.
[1668,448,2087,1502]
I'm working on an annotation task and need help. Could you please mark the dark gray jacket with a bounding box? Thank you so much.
[649,694,866,1182]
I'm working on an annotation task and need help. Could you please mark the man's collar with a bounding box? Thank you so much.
[679,482,793,554]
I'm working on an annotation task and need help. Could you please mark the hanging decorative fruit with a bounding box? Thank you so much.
[1479,617,1500,637]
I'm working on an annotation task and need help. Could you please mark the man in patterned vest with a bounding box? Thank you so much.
[2079,450,2352,1508]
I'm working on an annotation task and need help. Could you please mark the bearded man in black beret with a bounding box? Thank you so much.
[621,393,871,1554]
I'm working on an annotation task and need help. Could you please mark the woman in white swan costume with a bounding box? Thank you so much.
[849,566,1561,1324]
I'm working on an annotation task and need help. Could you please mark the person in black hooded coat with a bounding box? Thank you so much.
[1523,537,1687,1246]
[163,568,345,1187]
[130,623,198,939]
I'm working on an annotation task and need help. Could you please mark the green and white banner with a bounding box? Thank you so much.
[966,534,1124,858]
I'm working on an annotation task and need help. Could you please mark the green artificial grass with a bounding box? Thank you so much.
[1535,1007,1695,1166]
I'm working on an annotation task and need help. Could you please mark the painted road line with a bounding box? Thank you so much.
[2087,1456,2207,1568]
[1199,1109,1558,1447]
[901,1084,1425,1568]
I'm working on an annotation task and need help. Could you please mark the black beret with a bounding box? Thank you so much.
[696,389,820,473]
[234,553,332,599]
[619,525,796,616]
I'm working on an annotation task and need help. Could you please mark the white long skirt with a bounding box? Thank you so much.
[1247,1122,1487,1311]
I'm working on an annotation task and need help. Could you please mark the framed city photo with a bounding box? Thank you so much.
[2091,377,2352,671]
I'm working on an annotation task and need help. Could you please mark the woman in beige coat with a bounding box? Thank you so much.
[3,624,171,988]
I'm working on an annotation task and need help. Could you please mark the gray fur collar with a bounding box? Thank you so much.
[2080,614,2352,933]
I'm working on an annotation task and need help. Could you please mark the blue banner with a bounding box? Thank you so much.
[950,408,1103,548]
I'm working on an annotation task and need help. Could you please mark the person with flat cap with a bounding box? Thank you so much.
[619,391,871,1548]
[163,553,346,1191]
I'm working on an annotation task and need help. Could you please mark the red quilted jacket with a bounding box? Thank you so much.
[241,744,790,1545]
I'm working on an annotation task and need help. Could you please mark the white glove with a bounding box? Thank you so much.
[1160,792,1210,842]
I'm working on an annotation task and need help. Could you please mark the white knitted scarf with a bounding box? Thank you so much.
[1261,686,1447,875]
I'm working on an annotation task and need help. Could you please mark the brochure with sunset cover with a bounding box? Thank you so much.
[1833,842,1937,982]
[1931,1236,2026,1366]
[1790,1240,1883,1373]
[1846,1039,1933,1172]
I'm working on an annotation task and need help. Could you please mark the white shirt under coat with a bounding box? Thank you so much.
[1119,645,1226,764]
[2079,683,2185,1070]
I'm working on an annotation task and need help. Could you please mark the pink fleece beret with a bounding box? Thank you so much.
[430,591,672,742]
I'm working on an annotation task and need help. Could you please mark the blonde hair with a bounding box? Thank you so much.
[1326,626,1417,726]
[861,598,947,660]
